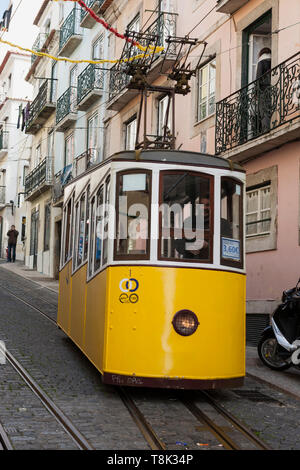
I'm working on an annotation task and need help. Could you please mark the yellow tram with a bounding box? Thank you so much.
[58,150,246,389]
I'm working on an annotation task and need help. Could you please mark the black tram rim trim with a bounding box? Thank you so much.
[0,344,93,451]
[117,387,166,451]
[103,373,244,390]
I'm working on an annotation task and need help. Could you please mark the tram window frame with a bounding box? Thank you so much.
[220,176,244,269]
[87,175,111,280]
[94,185,104,273]
[158,170,214,264]
[62,193,74,266]
[114,169,152,261]
[72,183,90,273]
[88,195,96,278]
[102,176,110,267]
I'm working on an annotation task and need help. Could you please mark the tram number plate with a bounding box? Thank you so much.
[222,238,240,261]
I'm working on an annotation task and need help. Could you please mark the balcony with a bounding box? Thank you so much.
[73,148,99,178]
[215,51,300,161]
[25,80,56,135]
[108,12,177,111]
[216,0,249,14]
[59,8,82,57]
[0,131,9,158]
[0,186,5,206]
[25,157,53,201]
[52,163,75,205]
[56,86,77,132]
[80,0,114,28]
[77,65,104,110]
[31,32,48,65]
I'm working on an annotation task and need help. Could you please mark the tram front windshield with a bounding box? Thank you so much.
[160,172,213,262]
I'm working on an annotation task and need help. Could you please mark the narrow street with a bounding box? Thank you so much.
[0,262,300,452]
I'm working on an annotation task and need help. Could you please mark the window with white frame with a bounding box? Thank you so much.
[65,133,74,167]
[127,14,140,33]
[158,95,172,137]
[92,36,104,60]
[197,59,216,122]
[125,116,137,150]
[246,184,271,237]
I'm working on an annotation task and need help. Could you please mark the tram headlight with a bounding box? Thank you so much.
[172,310,199,336]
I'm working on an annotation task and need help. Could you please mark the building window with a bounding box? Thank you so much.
[245,166,277,254]
[65,133,74,167]
[127,14,140,33]
[246,183,271,237]
[92,36,103,60]
[125,116,137,150]
[158,95,172,137]
[44,203,51,251]
[87,113,98,163]
[197,59,216,121]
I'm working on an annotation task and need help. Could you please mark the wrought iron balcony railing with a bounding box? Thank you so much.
[0,186,5,205]
[31,32,48,65]
[56,86,77,125]
[108,12,177,101]
[25,157,53,199]
[77,64,104,106]
[0,131,9,151]
[25,79,56,133]
[80,0,104,21]
[59,8,82,53]
[215,51,300,154]
[73,148,99,177]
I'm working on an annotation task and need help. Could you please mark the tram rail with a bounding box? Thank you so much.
[0,421,13,450]
[0,274,272,451]
[0,342,93,450]
[179,391,271,450]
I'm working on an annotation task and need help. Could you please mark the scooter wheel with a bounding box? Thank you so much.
[258,332,291,371]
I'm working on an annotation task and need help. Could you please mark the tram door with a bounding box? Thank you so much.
[30,210,39,269]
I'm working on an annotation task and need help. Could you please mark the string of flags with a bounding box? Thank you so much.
[0,37,159,65]
[51,0,162,53]
[0,0,163,64]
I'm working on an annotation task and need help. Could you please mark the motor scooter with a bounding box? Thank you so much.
[257,279,300,371]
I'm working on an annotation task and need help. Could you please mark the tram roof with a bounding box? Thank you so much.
[108,150,245,172]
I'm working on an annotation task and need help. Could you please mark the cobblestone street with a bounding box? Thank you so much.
[0,264,300,452]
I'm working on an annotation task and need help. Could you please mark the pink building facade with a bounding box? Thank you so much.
[102,0,300,342]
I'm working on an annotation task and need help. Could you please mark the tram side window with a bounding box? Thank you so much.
[84,186,90,261]
[102,177,110,266]
[115,171,151,259]
[64,197,73,264]
[88,196,95,278]
[160,172,213,262]
[73,201,79,270]
[220,178,243,268]
[94,186,104,273]
[76,193,86,268]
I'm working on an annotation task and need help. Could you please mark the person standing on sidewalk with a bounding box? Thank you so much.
[7,225,19,263]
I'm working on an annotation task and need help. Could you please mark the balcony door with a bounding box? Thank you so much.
[87,113,98,165]
[241,10,272,142]
[30,210,39,269]
[69,65,78,112]
[242,10,272,87]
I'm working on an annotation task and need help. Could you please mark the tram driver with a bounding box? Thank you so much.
[174,196,232,260]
